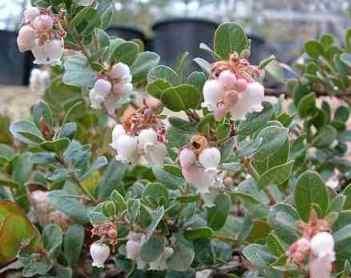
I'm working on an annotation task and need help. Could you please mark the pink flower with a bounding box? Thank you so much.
[31,39,64,64]
[17,25,36,52]
[287,237,310,265]
[32,15,54,32]
[23,7,40,23]
[202,70,264,120]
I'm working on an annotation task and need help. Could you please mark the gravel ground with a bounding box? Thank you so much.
[0,85,40,121]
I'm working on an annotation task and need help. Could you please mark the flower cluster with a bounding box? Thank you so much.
[111,105,167,165]
[17,7,65,64]
[287,213,335,278]
[89,63,133,111]
[202,53,265,120]
[126,232,174,270]
[179,135,223,194]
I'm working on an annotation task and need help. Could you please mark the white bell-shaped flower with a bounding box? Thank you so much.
[230,82,264,120]
[111,124,126,145]
[32,39,64,64]
[24,7,40,23]
[138,128,158,150]
[114,135,138,163]
[89,89,105,109]
[110,62,132,82]
[179,148,196,169]
[198,147,221,170]
[126,239,141,260]
[17,25,36,52]
[90,242,110,268]
[29,68,50,94]
[310,232,335,260]
[202,79,224,112]
[94,79,112,95]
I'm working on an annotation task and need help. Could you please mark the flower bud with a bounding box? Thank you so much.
[138,128,158,150]
[24,7,40,23]
[310,232,335,259]
[110,63,132,82]
[126,239,141,260]
[32,39,64,65]
[89,89,105,109]
[179,148,196,169]
[199,147,221,170]
[17,25,36,52]
[218,70,237,89]
[33,15,54,32]
[113,82,133,95]
[94,79,112,95]
[90,242,110,268]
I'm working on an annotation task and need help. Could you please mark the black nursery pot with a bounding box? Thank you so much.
[106,26,149,48]
[152,18,219,70]
[0,30,33,85]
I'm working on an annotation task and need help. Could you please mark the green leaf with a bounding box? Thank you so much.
[63,54,96,88]
[167,234,195,271]
[127,199,140,223]
[146,79,172,99]
[43,224,63,257]
[40,138,70,153]
[143,183,169,208]
[184,227,214,240]
[312,125,337,148]
[63,224,85,266]
[268,204,300,244]
[258,161,294,188]
[32,101,53,128]
[214,22,249,59]
[71,7,100,36]
[110,190,127,215]
[146,206,165,236]
[340,53,351,67]
[48,190,89,224]
[161,84,201,111]
[294,170,329,221]
[335,106,350,122]
[97,160,127,199]
[10,120,44,145]
[297,93,316,118]
[140,235,164,262]
[304,40,324,59]
[112,41,139,65]
[152,166,185,190]
[186,71,206,92]
[207,193,231,231]
[147,65,179,85]
[131,51,160,83]
[242,244,276,268]
[0,201,42,264]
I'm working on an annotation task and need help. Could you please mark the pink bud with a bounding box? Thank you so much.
[179,148,196,169]
[17,25,36,52]
[233,78,248,92]
[33,15,54,32]
[198,147,221,169]
[94,79,112,95]
[24,7,40,23]
[218,70,237,89]
[110,63,132,82]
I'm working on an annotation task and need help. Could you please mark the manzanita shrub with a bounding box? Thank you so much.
[2,1,351,277]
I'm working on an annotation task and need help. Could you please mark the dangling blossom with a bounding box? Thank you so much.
[149,246,174,271]
[90,241,110,268]
[287,212,335,278]
[179,135,223,194]
[88,63,133,111]
[125,232,146,269]
[29,68,50,94]
[202,53,264,120]
[17,7,66,64]
[111,106,167,165]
